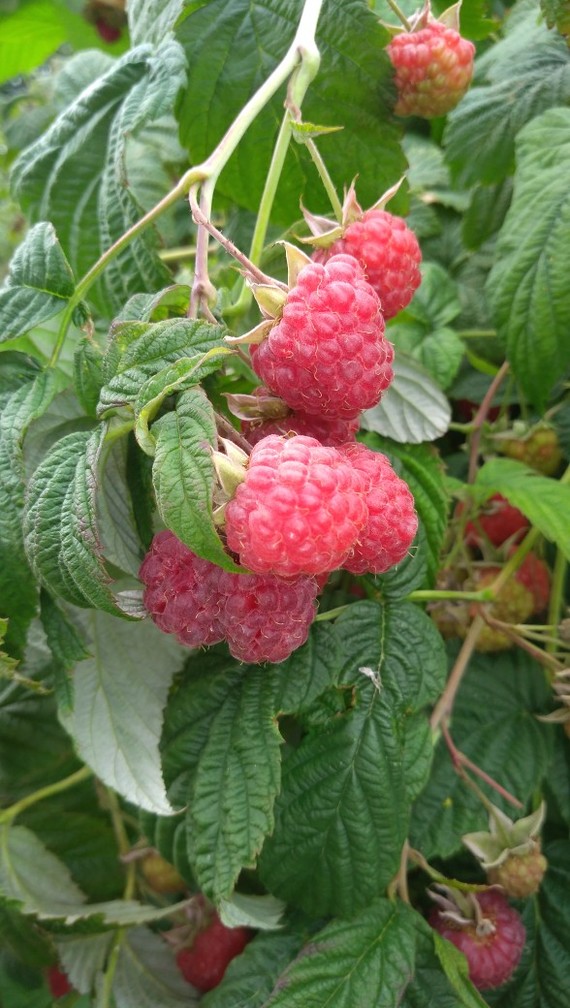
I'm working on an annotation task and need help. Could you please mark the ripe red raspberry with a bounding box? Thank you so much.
[224,435,368,577]
[511,551,550,615]
[95,17,122,42]
[243,411,360,448]
[429,890,525,990]
[387,21,475,118]
[251,255,393,419]
[46,966,73,999]
[314,210,421,319]
[339,444,418,574]
[461,494,530,548]
[217,568,318,663]
[140,530,318,663]
[140,530,225,647]
[176,914,252,992]
[487,848,548,899]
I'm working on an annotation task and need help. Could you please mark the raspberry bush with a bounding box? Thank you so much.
[0,1,569,1006]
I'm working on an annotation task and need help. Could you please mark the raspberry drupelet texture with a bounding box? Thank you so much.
[429,890,526,990]
[139,530,318,664]
[251,255,393,419]
[314,210,422,319]
[224,435,368,577]
[243,410,360,448]
[140,530,225,647]
[387,21,475,119]
[339,443,418,574]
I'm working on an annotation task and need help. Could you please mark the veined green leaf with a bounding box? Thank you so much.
[188,665,282,903]
[11,42,186,316]
[259,680,408,917]
[486,107,570,408]
[410,648,552,859]
[176,0,406,225]
[98,317,226,415]
[0,223,74,343]
[23,428,137,617]
[262,899,417,1007]
[445,13,570,186]
[361,355,451,444]
[0,369,64,655]
[66,610,186,816]
[134,348,232,455]
[152,387,241,571]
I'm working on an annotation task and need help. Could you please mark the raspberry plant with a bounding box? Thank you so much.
[0,0,569,1006]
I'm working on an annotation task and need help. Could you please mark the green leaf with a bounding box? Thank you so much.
[73,337,104,419]
[269,622,340,716]
[11,42,186,316]
[374,520,429,600]
[387,264,464,391]
[152,387,241,571]
[39,590,89,714]
[59,928,197,1007]
[359,436,448,586]
[112,927,198,1008]
[401,921,464,1008]
[188,665,282,903]
[0,669,78,806]
[128,0,185,46]
[176,0,406,225]
[259,680,408,917]
[486,107,570,408]
[462,180,513,251]
[432,933,490,1008]
[0,0,72,84]
[219,893,285,931]
[0,223,74,343]
[262,899,417,1007]
[361,355,451,444]
[98,318,226,416]
[410,648,553,859]
[0,369,64,655]
[134,349,232,455]
[0,823,87,915]
[475,457,570,560]
[445,13,570,186]
[541,0,570,35]
[23,428,137,617]
[66,610,186,816]
[56,933,114,996]
[202,929,304,1008]
[334,600,446,712]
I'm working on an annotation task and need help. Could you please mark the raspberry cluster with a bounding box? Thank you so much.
[224,435,417,578]
[140,530,318,664]
[142,211,422,663]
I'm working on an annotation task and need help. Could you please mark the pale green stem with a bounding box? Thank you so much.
[315,604,350,621]
[50,0,325,365]
[98,929,125,1008]
[408,588,493,603]
[547,549,567,656]
[0,765,92,824]
[305,137,343,221]
[384,0,412,30]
